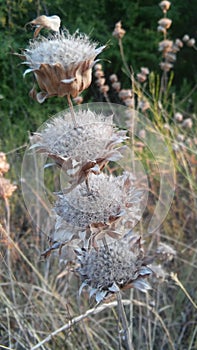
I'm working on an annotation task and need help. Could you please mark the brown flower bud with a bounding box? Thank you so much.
[118,89,132,100]
[109,74,118,83]
[159,1,171,13]
[112,21,126,39]
[111,81,121,92]
[100,85,109,93]
[158,18,172,29]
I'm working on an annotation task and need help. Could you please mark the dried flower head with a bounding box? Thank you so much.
[54,172,144,245]
[111,81,121,92]
[140,67,150,76]
[138,100,150,112]
[22,31,105,102]
[159,1,171,13]
[175,38,183,48]
[174,112,183,122]
[136,73,147,83]
[156,242,176,262]
[0,153,10,176]
[109,74,118,83]
[165,52,176,62]
[0,177,17,199]
[118,89,133,100]
[112,21,126,39]
[182,118,193,129]
[158,40,173,53]
[32,109,127,191]
[26,15,61,37]
[158,18,172,30]
[159,61,173,72]
[182,34,190,43]
[187,38,196,47]
[76,234,152,302]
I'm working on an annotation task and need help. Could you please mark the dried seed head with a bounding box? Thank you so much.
[136,73,147,83]
[158,18,172,29]
[156,242,176,262]
[95,77,105,86]
[109,74,118,83]
[158,40,173,53]
[94,63,103,70]
[177,134,185,142]
[0,153,10,176]
[165,52,176,62]
[23,31,105,101]
[187,38,196,47]
[111,81,121,92]
[0,178,17,199]
[94,70,104,78]
[138,100,150,112]
[124,98,135,108]
[32,109,127,191]
[55,172,143,229]
[182,34,190,43]
[76,234,152,302]
[182,118,193,129]
[157,26,166,34]
[140,67,150,76]
[159,1,171,13]
[118,89,133,100]
[112,21,126,39]
[175,38,183,48]
[100,85,109,93]
[174,112,183,122]
[159,61,173,72]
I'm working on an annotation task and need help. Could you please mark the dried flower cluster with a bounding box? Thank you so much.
[0,153,16,199]
[158,2,195,74]
[76,234,152,302]
[21,15,153,303]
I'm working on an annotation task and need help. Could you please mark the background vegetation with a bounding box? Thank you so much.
[0,0,196,349]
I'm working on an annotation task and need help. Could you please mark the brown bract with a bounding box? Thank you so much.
[31,59,93,102]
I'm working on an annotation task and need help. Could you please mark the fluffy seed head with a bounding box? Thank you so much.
[76,234,152,302]
[32,110,127,191]
[54,172,144,244]
[23,31,105,102]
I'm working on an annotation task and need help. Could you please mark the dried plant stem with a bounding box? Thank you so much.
[170,272,197,309]
[118,38,131,78]
[67,94,78,128]
[129,289,133,341]
[4,197,16,306]
[116,291,133,350]
[31,299,131,350]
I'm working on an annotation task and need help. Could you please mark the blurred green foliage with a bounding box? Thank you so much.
[0,0,196,149]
